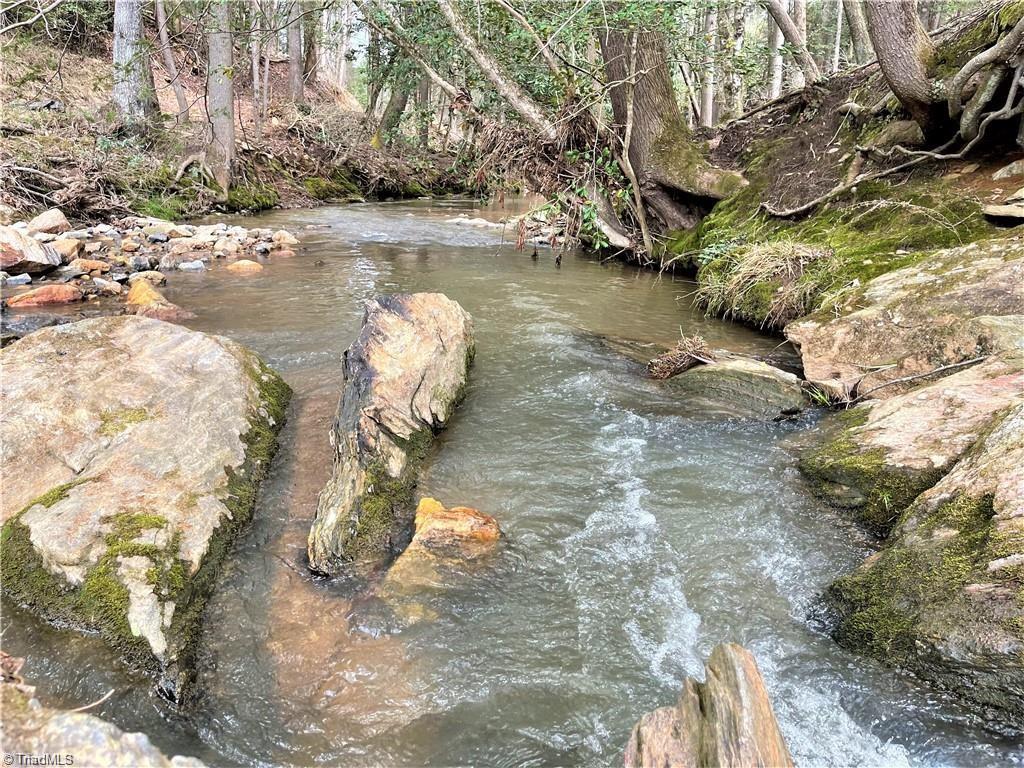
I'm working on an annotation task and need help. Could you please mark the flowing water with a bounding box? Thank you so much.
[2,200,1021,767]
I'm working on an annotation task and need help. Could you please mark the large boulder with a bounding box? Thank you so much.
[25,208,71,235]
[785,237,1024,400]
[0,316,290,702]
[308,294,474,574]
[0,226,62,275]
[5,284,83,307]
[826,403,1024,730]
[1,677,205,767]
[800,356,1024,533]
[623,643,792,768]
[664,358,806,420]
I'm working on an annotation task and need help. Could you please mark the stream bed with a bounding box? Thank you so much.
[2,200,1021,767]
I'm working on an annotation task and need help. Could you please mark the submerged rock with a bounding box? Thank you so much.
[383,497,502,592]
[226,259,263,274]
[826,403,1024,730]
[0,226,62,275]
[623,643,792,768]
[785,237,1024,400]
[1,680,205,767]
[665,357,806,420]
[308,293,474,574]
[800,356,1024,533]
[0,316,290,702]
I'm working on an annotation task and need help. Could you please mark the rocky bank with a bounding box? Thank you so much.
[0,316,290,702]
[308,293,475,575]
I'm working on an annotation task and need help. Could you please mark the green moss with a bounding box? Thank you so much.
[933,2,1024,79]
[303,174,364,202]
[225,181,279,212]
[99,407,150,436]
[343,428,433,561]
[829,495,997,659]
[799,408,944,535]
[0,353,292,703]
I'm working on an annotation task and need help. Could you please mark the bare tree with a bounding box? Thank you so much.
[701,3,718,127]
[206,0,235,195]
[112,0,153,127]
[154,0,188,123]
[831,0,843,72]
[762,0,820,83]
[768,14,784,99]
[843,0,872,64]
[287,0,304,103]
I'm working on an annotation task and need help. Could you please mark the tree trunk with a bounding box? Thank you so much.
[831,0,843,72]
[863,0,941,134]
[730,2,747,117]
[287,0,304,103]
[768,14,784,98]
[112,0,152,127]
[790,0,807,88]
[599,27,719,231]
[376,83,411,145]
[701,4,717,128]
[436,0,556,141]
[303,2,319,82]
[416,76,430,148]
[762,0,820,84]
[154,0,188,122]
[250,0,262,138]
[843,0,872,64]
[206,0,235,196]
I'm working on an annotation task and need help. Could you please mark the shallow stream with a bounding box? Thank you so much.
[2,200,1021,766]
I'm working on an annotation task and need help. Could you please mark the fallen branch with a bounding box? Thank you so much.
[846,355,987,404]
[647,334,716,379]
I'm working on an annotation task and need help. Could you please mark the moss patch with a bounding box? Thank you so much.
[828,495,998,660]
[225,181,279,213]
[98,407,150,436]
[799,408,945,535]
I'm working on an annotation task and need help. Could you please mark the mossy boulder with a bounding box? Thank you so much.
[826,403,1024,730]
[786,236,1024,400]
[0,316,290,703]
[308,294,474,575]
[800,356,1023,534]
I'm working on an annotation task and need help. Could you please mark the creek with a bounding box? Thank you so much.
[2,200,1020,767]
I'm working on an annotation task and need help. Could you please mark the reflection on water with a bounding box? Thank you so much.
[2,200,1020,767]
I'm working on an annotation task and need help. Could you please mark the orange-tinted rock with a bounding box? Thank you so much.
[624,644,793,768]
[25,208,70,235]
[6,284,83,307]
[51,238,82,261]
[0,226,61,275]
[226,259,263,274]
[68,258,110,275]
[272,230,298,246]
[125,279,194,322]
[409,497,502,555]
[274,249,296,258]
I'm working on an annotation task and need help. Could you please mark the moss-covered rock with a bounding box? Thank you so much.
[786,237,1024,400]
[800,356,1023,534]
[308,293,474,575]
[0,316,290,703]
[826,404,1024,730]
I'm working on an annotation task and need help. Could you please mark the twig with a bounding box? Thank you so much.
[847,356,987,404]
[67,688,114,713]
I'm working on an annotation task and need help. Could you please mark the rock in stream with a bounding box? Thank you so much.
[0,316,290,702]
[623,643,792,768]
[308,293,474,575]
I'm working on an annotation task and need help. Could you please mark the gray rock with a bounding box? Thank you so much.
[624,643,793,768]
[148,232,170,244]
[2,682,205,766]
[993,158,1024,181]
[4,273,32,286]
[177,260,205,271]
[664,358,806,420]
[127,254,155,271]
[0,316,290,702]
[308,293,474,574]
[982,203,1024,220]
[0,226,61,275]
